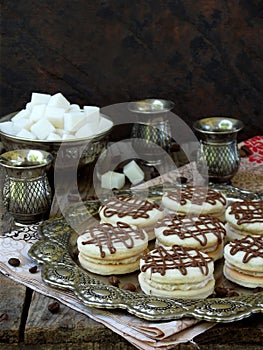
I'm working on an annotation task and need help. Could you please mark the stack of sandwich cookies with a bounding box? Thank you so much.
[162,186,227,221]
[99,195,163,240]
[223,235,263,288]
[77,222,148,275]
[154,214,226,261]
[138,245,215,299]
[225,200,263,241]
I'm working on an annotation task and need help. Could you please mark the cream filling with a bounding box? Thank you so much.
[156,239,219,253]
[142,274,214,291]
[79,252,143,265]
[225,261,263,277]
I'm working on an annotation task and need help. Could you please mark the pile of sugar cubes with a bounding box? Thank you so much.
[0,92,113,141]
[101,160,145,189]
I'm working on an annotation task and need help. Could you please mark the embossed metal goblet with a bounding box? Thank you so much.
[193,117,244,183]
[129,99,175,166]
[0,149,53,224]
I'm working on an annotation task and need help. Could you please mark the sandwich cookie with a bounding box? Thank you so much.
[154,214,226,261]
[99,195,164,240]
[225,200,263,241]
[162,186,227,221]
[223,235,263,288]
[77,222,148,275]
[138,245,215,299]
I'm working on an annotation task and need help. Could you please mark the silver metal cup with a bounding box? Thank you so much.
[193,117,244,183]
[0,149,53,224]
[129,99,175,166]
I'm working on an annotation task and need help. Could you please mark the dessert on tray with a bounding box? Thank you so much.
[77,222,148,275]
[138,245,215,299]
[154,214,226,261]
[225,200,263,241]
[161,185,227,221]
[99,195,164,240]
[223,235,263,288]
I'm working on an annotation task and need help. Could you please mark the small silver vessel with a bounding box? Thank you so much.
[0,149,53,224]
[193,117,244,183]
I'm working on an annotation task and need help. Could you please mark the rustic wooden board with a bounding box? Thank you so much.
[0,273,27,343]
[24,291,135,348]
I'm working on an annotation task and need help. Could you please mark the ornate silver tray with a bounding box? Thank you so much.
[28,185,263,322]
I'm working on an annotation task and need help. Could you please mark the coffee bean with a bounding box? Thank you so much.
[29,266,38,274]
[170,143,181,152]
[240,145,252,157]
[8,258,20,267]
[48,301,60,314]
[226,290,239,297]
[215,286,228,298]
[108,276,120,287]
[176,176,188,184]
[0,313,8,322]
[122,283,137,292]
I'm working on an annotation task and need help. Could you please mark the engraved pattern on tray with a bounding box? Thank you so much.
[28,185,263,323]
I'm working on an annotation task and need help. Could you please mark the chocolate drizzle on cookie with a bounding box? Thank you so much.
[157,214,225,246]
[229,200,263,225]
[229,235,263,263]
[141,245,213,276]
[81,222,146,258]
[100,195,161,219]
[165,186,226,206]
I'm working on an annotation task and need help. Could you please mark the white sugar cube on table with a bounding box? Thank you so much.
[123,160,144,185]
[101,171,125,190]
[30,119,55,140]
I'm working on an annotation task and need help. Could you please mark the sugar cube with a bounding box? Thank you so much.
[31,92,51,105]
[123,160,144,185]
[64,111,87,132]
[30,104,46,122]
[0,121,15,135]
[11,109,30,121]
[101,171,125,189]
[46,132,62,141]
[84,106,101,123]
[12,118,33,133]
[74,122,97,138]
[45,106,65,128]
[48,92,70,110]
[97,117,113,133]
[16,129,36,140]
[30,119,55,140]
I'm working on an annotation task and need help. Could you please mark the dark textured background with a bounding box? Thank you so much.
[1,0,262,140]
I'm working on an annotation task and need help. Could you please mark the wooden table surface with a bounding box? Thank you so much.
[0,157,263,350]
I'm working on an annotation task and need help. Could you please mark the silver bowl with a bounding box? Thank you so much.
[0,112,113,169]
